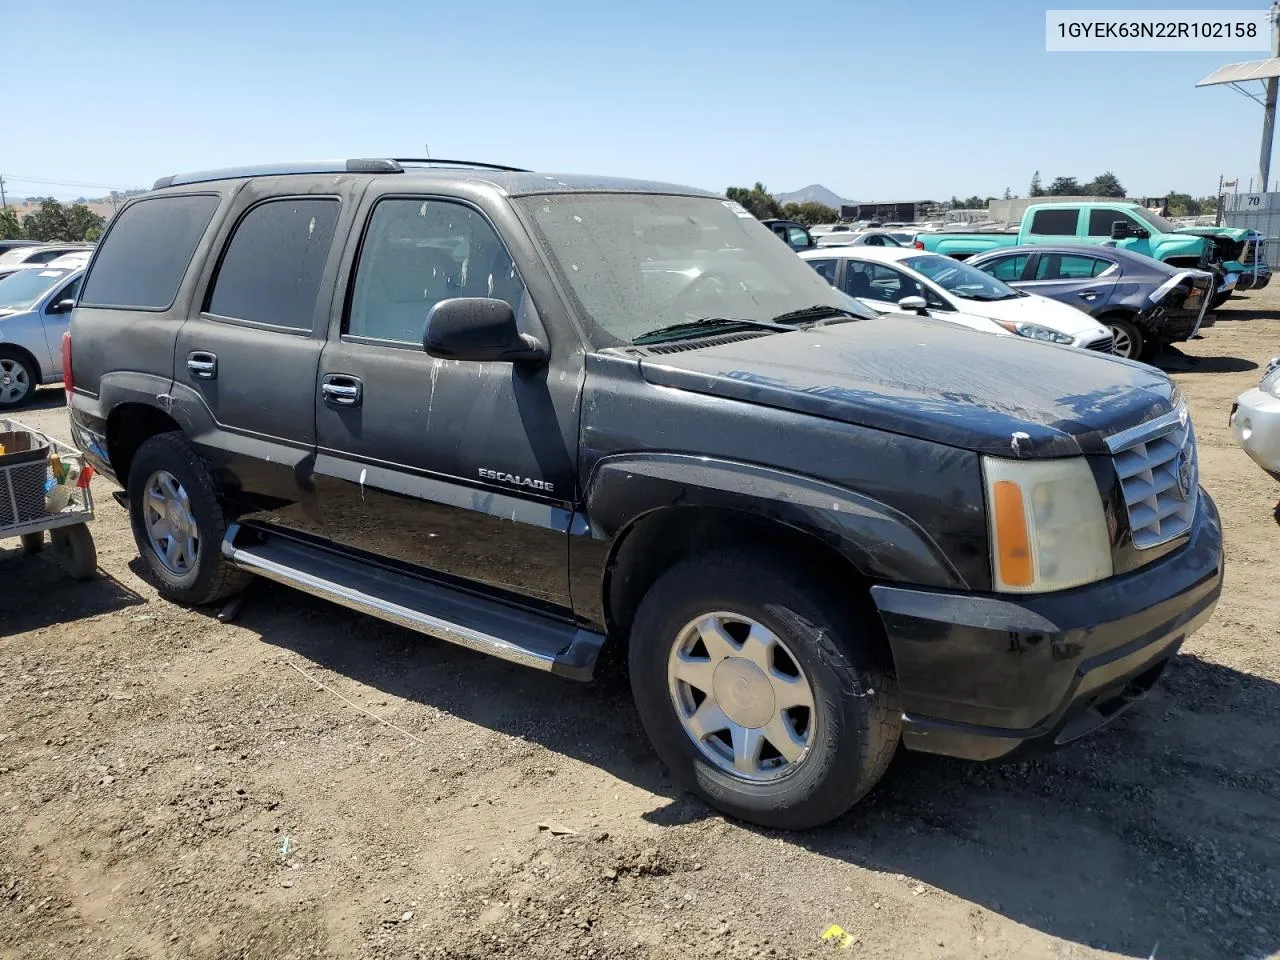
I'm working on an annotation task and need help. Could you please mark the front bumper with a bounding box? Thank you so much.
[870,493,1223,761]
[1231,387,1280,481]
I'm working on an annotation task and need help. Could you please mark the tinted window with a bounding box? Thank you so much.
[207,198,339,330]
[80,195,219,309]
[27,250,66,264]
[1087,209,1142,237]
[52,275,83,306]
[981,254,1029,282]
[1028,208,1078,236]
[348,199,524,344]
[1035,254,1113,281]
[808,259,838,285]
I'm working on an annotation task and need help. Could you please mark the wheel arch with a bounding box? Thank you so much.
[0,342,43,390]
[105,402,182,485]
[584,453,967,654]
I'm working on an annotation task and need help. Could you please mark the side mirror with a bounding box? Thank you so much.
[897,296,929,314]
[1110,221,1131,240]
[46,299,75,315]
[423,298,547,364]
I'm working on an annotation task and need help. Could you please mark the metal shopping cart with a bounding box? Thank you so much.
[0,417,97,580]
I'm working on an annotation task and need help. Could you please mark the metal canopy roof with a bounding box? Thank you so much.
[1198,57,1280,86]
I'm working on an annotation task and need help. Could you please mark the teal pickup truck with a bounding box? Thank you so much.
[917,202,1268,308]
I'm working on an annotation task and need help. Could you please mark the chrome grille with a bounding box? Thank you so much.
[1083,335,1114,354]
[1106,406,1198,549]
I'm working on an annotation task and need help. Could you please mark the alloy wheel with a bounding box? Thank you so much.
[667,611,816,781]
[1109,324,1136,359]
[0,357,31,406]
[142,470,199,575]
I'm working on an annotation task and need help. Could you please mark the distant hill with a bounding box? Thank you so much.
[775,184,853,209]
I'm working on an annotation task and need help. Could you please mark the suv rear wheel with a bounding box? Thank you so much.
[628,552,900,829]
[126,433,249,605]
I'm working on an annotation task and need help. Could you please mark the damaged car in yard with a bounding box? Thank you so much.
[65,160,1224,829]
[968,245,1215,362]
[1231,356,1280,483]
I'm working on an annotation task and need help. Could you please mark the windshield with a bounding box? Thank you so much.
[0,268,71,312]
[902,254,1020,301]
[516,194,875,346]
[1138,209,1180,234]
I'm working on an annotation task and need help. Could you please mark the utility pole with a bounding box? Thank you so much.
[1259,1,1280,194]
[0,174,7,210]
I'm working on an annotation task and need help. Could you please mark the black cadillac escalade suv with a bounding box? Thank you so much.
[64,159,1223,829]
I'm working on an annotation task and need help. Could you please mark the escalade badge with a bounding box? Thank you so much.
[479,467,554,493]
[1175,446,1194,501]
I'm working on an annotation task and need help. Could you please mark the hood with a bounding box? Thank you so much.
[953,292,1109,339]
[637,316,1176,458]
[1177,225,1251,241]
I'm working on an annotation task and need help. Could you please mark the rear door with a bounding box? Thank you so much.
[1020,252,1117,310]
[311,187,583,611]
[171,176,362,513]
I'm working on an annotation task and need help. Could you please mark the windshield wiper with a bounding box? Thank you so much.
[631,316,792,345]
[769,304,863,324]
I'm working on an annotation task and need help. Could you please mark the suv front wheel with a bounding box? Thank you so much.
[628,552,900,829]
[126,433,248,605]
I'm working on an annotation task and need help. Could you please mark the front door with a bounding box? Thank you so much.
[312,193,582,612]
[1021,252,1116,310]
[37,273,83,378]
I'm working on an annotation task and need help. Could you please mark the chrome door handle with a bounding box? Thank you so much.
[187,351,217,379]
[321,376,363,407]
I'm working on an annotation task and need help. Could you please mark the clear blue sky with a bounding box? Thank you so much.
[2,0,1273,203]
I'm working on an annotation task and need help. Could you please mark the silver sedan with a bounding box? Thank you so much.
[0,265,83,409]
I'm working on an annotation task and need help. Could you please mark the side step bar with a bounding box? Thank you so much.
[221,524,604,681]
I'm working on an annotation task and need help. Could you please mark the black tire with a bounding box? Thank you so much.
[628,552,900,830]
[20,532,45,554]
[0,348,37,411]
[50,524,97,580]
[126,432,249,605]
[1105,317,1146,362]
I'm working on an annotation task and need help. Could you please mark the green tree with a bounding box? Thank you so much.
[780,201,838,225]
[1029,170,1045,197]
[0,207,21,240]
[1083,171,1126,198]
[958,195,989,209]
[725,182,781,220]
[1047,176,1082,196]
[19,199,103,241]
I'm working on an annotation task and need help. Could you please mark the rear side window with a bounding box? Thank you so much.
[1035,254,1113,280]
[80,194,219,310]
[1028,208,1078,236]
[807,259,838,285]
[207,198,340,330]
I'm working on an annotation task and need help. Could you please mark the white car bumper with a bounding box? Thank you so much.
[1231,386,1280,481]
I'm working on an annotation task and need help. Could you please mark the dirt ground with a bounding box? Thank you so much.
[2,295,1278,960]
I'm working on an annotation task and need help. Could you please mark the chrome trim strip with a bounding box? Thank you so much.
[1105,403,1187,453]
[224,542,561,673]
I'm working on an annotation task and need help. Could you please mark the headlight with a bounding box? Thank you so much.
[1262,357,1280,398]
[993,320,1075,345]
[982,456,1113,593]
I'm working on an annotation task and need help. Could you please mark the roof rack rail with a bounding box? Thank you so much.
[152,158,404,190]
[391,158,530,173]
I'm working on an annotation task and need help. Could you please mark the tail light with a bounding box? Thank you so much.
[913,240,925,250]
[61,331,74,394]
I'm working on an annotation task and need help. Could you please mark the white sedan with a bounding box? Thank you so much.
[799,246,1115,353]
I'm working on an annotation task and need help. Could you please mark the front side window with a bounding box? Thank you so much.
[516,194,873,347]
[981,254,1029,282]
[80,194,219,310]
[348,199,524,344]
[1029,208,1079,236]
[50,275,83,307]
[842,262,922,303]
[785,225,810,249]
[1035,254,1113,281]
[1087,209,1143,237]
[807,259,838,285]
[207,198,340,330]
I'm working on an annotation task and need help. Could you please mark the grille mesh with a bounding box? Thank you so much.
[1110,414,1198,549]
[0,460,50,527]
